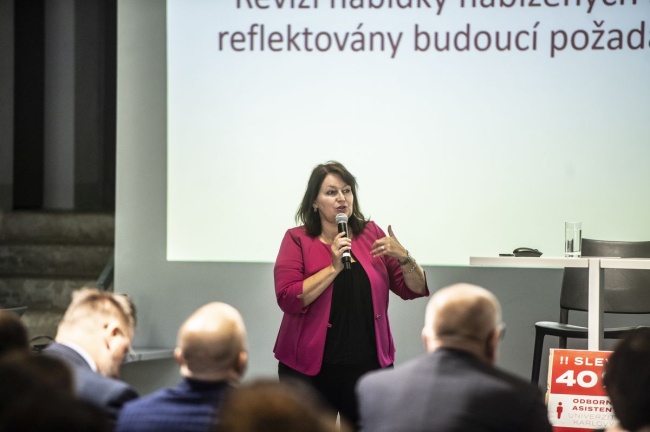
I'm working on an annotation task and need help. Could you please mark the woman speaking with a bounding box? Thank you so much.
[273,161,429,428]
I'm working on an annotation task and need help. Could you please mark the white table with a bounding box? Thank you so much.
[469,256,650,350]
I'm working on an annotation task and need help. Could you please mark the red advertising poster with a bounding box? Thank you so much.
[546,349,616,432]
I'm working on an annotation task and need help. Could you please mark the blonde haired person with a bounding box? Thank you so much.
[44,287,138,424]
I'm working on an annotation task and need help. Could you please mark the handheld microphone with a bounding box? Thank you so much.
[336,213,352,270]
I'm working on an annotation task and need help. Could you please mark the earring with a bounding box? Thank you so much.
[313,207,318,213]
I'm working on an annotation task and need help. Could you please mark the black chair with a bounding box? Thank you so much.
[531,239,650,385]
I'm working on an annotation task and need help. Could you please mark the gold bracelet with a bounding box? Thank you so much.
[402,259,417,275]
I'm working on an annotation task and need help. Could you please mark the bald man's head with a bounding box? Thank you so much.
[422,284,503,363]
[175,302,248,382]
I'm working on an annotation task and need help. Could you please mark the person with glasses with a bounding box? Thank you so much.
[356,283,552,432]
[43,287,138,426]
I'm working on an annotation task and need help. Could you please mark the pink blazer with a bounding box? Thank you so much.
[273,221,429,375]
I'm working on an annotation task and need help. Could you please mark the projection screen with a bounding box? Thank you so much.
[167,0,650,265]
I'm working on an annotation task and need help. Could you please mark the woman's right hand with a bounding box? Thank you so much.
[330,231,352,272]
[297,231,351,307]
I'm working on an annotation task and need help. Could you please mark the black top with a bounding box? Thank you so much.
[323,260,377,366]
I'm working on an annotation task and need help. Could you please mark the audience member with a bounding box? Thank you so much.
[216,378,351,432]
[43,287,138,424]
[602,327,650,432]
[0,353,109,432]
[0,309,30,357]
[116,302,248,432]
[356,283,553,432]
[2,391,109,432]
[0,353,65,412]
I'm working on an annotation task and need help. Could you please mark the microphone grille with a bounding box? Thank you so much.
[335,213,348,224]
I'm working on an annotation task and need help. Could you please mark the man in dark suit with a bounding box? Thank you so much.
[44,287,138,424]
[115,302,248,432]
[356,283,553,432]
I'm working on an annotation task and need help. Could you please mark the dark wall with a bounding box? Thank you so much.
[13,0,45,209]
[10,0,116,211]
[74,0,116,211]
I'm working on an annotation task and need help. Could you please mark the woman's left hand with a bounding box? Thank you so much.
[371,225,408,262]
